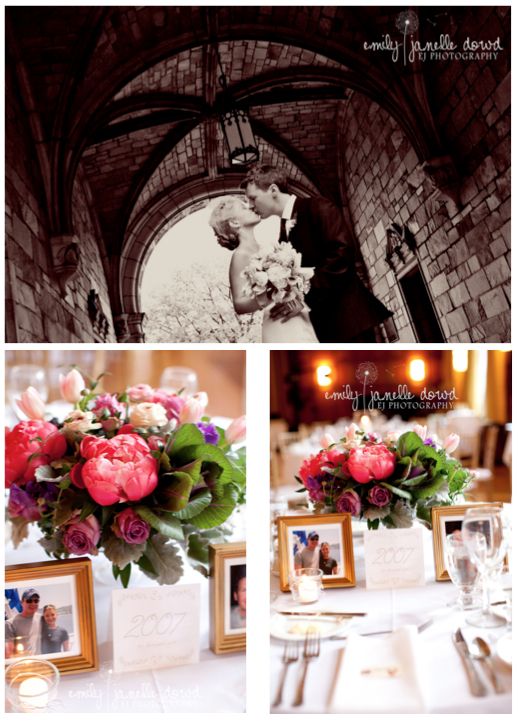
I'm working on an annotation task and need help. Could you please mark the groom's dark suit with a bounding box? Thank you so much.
[285,197,392,342]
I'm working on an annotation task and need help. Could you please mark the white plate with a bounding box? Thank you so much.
[270,612,353,641]
[496,633,512,666]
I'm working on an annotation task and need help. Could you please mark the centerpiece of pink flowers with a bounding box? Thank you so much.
[6,370,246,586]
[297,424,472,529]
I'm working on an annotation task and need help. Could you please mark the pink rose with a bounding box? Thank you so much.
[59,369,86,403]
[62,515,100,555]
[5,420,67,487]
[336,489,362,516]
[127,384,154,402]
[112,508,150,545]
[367,484,392,507]
[346,445,396,484]
[225,416,246,445]
[80,434,158,506]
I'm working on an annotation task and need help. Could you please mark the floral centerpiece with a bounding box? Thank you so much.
[241,240,314,305]
[297,424,472,529]
[6,370,246,586]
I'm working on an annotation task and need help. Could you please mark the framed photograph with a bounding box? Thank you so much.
[431,502,504,581]
[277,514,356,592]
[209,542,246,654]
[5,557,98,675]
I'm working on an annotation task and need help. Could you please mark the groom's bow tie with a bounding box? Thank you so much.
[278,218,288,244]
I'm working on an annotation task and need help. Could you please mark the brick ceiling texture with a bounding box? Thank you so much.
[7,6,490,259]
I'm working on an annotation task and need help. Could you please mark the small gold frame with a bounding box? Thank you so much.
[431,502,505,581]
[209,542,246,654]
[277,513,356,592]
[5,557,98,675]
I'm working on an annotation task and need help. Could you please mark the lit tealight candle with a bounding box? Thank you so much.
[18,676,49,710]
[297,575,319,604]
[360,415,372,433]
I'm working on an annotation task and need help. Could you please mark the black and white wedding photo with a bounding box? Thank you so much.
[5,5,510,342]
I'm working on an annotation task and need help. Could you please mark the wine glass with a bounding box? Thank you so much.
[444,532,480,610]
[461,506,507,627]
[159,367,198,394]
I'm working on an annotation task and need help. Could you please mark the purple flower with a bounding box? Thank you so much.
[336,489,362,516]
[112,508,150,545]
[303,475,326,503]
[424,438,437,449]
[367,484,391,507]
[196,422,219,445]
[8,485,41,521]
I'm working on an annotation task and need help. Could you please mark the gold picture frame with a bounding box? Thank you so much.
[209,542,246,654]
[277,513,356,592]
[431,502,505,581]
[5,557,98,675]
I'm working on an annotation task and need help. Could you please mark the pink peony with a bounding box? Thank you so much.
[336,489,362,516]
[346,445,396,484]
[367,485,392,507]
[80,434,158,506]
[5,420,67,487]
[62,515,100,555]
[112,508,150,545]
[70,463,85,489]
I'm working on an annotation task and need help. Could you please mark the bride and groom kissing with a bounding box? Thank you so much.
[209,164,392,343]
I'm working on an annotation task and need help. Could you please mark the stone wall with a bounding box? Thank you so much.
[341,18,510,342]
[5,65,115,342]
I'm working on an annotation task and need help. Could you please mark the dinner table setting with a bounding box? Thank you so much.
[270,522,512,714]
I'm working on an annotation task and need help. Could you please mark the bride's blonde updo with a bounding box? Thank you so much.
[209,196,242,250]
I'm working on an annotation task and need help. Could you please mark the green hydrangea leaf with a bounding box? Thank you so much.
[134,506,184,541]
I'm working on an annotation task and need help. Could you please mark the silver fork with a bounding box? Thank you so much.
[292,631,320,707]
[272,641,299,707]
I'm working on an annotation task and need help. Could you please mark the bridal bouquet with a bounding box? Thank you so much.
[6,370,246,587]
[297,424,472,529]
[241,240,314,305]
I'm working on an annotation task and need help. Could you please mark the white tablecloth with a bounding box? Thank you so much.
[5,527,245,713]
[270,525,512,714]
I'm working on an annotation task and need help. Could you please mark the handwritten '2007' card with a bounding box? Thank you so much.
[363,527,425,590]
[112,583,200,673]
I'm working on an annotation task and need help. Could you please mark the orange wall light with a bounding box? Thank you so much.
[409,358,426,382]
[316,363,333,387]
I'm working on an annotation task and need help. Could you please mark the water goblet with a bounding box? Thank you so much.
[462,506,507,627]
[444,532,480,610]
[159,366,198,394]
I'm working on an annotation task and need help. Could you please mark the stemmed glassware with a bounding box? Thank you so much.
[444,532,480,610]
[461,506,507,627]
[159,367,198,394]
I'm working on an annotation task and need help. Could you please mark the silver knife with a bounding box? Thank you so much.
[452,629,487,696]
[279,611,367,617]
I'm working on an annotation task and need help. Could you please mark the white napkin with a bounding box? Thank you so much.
[328,626,427,713]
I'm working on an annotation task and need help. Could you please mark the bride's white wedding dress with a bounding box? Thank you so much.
[261,302,318,342]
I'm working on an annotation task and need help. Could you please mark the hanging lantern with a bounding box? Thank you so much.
[220,107,259,165]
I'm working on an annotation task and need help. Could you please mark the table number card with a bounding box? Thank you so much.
[364,527,425,590]
[112,583,200,673]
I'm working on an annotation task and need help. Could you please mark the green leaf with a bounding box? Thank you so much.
[155,471,194,512]
[186,532,210,564]
[187,484,239,529]
[79,501,98,521]
[119,563,132,588]
[379,482,412,500]
[135,506,184,541]
[103,532,147,567]
[170,489,212,520]
[397,432,423,458]
[411,472,449,500]
[139,534,184,585]
[400,472,429,487]
[167,423,204,457]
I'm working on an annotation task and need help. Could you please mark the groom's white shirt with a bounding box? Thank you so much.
[281,194,297,224]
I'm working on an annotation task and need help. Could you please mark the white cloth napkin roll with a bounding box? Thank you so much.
[328,625,428,713]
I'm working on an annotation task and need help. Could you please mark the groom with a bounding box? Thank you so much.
[242,164,392,342]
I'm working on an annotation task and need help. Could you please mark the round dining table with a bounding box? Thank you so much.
[270,517,512,714]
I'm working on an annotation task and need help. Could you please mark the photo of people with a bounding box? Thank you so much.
[5,579,78,661]
[229,565,246,631]
[290,526,343,578]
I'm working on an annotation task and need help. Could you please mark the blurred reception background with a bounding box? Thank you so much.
[271,349,511,503]
[6,349,245,423]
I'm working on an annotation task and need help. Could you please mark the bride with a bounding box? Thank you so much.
[209,196,318,343]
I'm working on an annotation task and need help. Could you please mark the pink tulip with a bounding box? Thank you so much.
[345,423,360,441]
[319,432,334,449]
[179,397,205,424]
[15,387,46,419]
[59,369,86,403]
[225,416,246,445]
[80,433,158,506]
[443,433,460,454]
[346,445,396,484]
[412,424,427,441]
